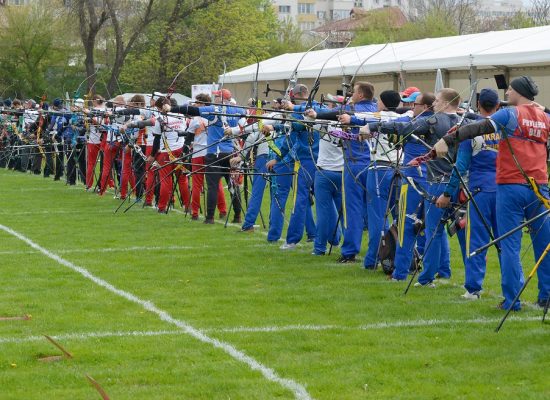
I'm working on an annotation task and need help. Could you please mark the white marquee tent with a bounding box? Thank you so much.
[219,25,550,105]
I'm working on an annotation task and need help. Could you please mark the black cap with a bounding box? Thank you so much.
[510,76,538,101]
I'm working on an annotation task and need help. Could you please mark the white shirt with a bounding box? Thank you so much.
[316,125,344,171]
[355,110,403,165]
[152,113,186,152]
[89,106,106,144]
[189,116,208,158]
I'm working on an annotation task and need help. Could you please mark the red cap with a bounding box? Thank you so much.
[212,89,232,100]
[401,87,420,97]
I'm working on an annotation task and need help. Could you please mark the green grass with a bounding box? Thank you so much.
[0,168,548,399]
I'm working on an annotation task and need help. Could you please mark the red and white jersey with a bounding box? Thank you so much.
[89,106,106,144]
[107,107,127,143]
[188,116,208,158]
[152,113,186,152]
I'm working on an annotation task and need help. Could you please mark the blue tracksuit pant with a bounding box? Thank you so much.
[313,169,342,254]
[393,181,426,280]
[496,184,550,310]
[364,166,394,268]
[242,154,268,230]
[286,158,317,244]
[341,163,369,257]
[418,181,451,284]
[464,190,499,294]
[267,161,293,242]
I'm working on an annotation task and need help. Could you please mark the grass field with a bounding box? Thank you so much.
[0,168,549,400]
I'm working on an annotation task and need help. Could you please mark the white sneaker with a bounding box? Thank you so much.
[280,242,296,250]
[414,281,436,288]
[461,291,480,300]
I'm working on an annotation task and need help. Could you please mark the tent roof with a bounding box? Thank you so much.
[221,25,550,83]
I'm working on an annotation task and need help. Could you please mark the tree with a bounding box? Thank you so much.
[529,0,550,26]
[70,0,109,95]
[104,0,157,95]
[0,2,70,99]
[119,0,279,97]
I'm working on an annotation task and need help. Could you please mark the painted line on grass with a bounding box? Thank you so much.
[0,224,313,400]
[0,245,210,256]
[208,316,543,333]
[0,315,542,345]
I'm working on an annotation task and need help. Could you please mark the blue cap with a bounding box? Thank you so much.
[53,98,63,108]
[401,91,420,103]
[478,88,499,108]
[3,98,12,107]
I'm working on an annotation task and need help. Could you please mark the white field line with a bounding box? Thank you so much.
[0,209,115,216]
[0,245,209,256]
[0,315,542,346]
[0,224,312,400]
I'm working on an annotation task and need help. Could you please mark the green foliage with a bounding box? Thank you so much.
[120,0,279,96]
[267,17,310,56]
[353,9,458,46]
[0,2,74,100]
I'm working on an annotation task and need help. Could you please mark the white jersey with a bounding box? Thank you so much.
[107,107,129,143]
[142,108,155,146]
[316,126,344,171]
[89,106,106,144]
[152,113,186,152]
[188,116,208,158]
[355,110,403,165]
[23,110,39,129]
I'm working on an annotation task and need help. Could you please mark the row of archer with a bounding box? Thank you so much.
[1,77,549,331]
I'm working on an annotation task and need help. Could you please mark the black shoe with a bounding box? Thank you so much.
[232,216,242,224]
[219,212,227,219]
[238,226,254,233]
[536,298,550,309]
[204,218,215,224]
[336,255,358,264]
[306,237,315,242]
[191,215,199,221]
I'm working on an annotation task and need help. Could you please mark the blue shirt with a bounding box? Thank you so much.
[199,105,244,155]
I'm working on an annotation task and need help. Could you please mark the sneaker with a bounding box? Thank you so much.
[311,251,325,256]
[306,237,315,243]
[461,291,480,300]
[280,242,296,250]
[238,226,254,233]
[414,281,436,288]
[232,216,242,224]
[219,212,227,219]
[144,202,153,208]
[364,264,376,270]
[388,276,405,282]
[336,255,358,264]
[203,218,215,224]
[191,215,199,221]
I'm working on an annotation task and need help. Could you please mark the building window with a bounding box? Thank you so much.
[354,0,364,6]
[298,3,314,14]
[331,9,348,20]
[279,5,291,13]
[299,21,316,30]
[317,11,326,19]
